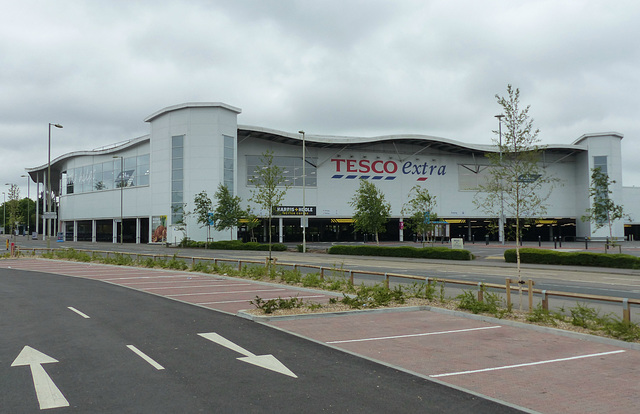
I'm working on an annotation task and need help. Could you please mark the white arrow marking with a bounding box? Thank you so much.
[198,332,297,378]
[11,346,70,410]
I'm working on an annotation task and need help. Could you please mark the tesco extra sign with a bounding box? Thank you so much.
[331,158,446,177]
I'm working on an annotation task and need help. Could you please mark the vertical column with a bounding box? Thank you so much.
[35,174,40,236]
[112,219,117,243]
[399,218,404,242]
[92,220,97,243]
[73,220,78,242]
[136,218,140,244]
[278,218,283,243]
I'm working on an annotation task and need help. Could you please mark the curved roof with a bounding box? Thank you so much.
[144,102,242,122]
[25,135,150,187]
[238,125,587,156]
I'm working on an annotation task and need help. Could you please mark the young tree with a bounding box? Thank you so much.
[212,183,244,239]
[243,206,260,242]
[171,203,191,244]
[6,184,21,235]
[474,85,559,306]
[581,167,625,249]
[401,185,438,246]
[193,190,214,244]
[248,150,290,262]
[350,180,391,245]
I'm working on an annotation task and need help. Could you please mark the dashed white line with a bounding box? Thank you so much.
[67,307,90,319]
[126,345,165,370]
[430,350,626,378]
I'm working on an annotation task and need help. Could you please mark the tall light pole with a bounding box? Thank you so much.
[298,130,306,253]
[21,175,30,236]
[113,156,124,243]
[47,123,63,247]
[495,114,505,245]
[2,191,5,236]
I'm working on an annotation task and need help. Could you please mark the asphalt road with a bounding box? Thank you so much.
[1,268,524,413]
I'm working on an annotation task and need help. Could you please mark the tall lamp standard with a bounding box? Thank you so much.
[21,175,30,236]
[495,114,505,245]
[2,192,5,236]
[113,156,124,244]
[47,123,63,247]
[298,130,306,253]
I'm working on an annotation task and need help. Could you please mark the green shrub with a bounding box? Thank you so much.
[338,283,405,309]
[302,272,323,287]
[328,245,473,260]
[504,248,640,269]
[456,286,508,317]
[250,296,304,314]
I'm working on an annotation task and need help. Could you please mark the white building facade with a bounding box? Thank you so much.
[27,102,638,244]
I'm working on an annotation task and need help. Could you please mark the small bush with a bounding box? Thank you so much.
[302,272,323,287]
[456,286,508,318]
[250,296,304,314]
[328,245,473,260]
[505,248,640,269]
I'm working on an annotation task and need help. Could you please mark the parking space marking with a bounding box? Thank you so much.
[126,345,165,370]
[144,283,252,290]
[327,326,501,344]
[430,350,626,378]
[197,295,327,305]
[168,288,287,297]
[67,307,90,319]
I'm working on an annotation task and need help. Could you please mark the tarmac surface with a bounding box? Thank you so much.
[2,256,639,413]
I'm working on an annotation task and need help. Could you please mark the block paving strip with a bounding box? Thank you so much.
[3,258,640,413]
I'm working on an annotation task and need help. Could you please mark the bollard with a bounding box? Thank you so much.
[527,280,534,311]
[385,273,389,289]
[585,237,588,250]
[541,290,548,311]
[477,282,484,302]
[505,278,511,309]
[559,237,562,248]
[538,236,541,247]
[349,270,354,285]
[554,237,557,249]
[320,266,324,281]
[623,298,630,324]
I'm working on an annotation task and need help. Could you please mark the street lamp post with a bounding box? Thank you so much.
[495,114,505,245]
[47,123,63,247]
[113,156,124,243]
[2,192,5,236]
[21,175,30,236]
[298,130,306,253]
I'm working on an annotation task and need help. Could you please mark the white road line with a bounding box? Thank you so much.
[168,288,287,297]
[144,283,251,290]
[197,295,327,305]
[430,350,626,378]
[327,326,502,344]
[67,307,90,319]
[126,345,165,370]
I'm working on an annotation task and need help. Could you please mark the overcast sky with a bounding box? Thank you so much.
[2,0,639,200]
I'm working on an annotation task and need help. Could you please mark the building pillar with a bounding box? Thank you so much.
[136,218,141,244]
[399,218,404,242]
[92,220,97,243]
[113,219,118,243]
[73,220,78,242]
[278,217,283,243]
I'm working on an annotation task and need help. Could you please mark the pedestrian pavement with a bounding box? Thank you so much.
[2,257,639,413]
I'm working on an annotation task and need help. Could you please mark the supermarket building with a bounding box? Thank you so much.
[26,102,640,244]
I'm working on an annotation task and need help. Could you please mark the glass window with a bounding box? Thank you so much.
[246,155,317,188]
